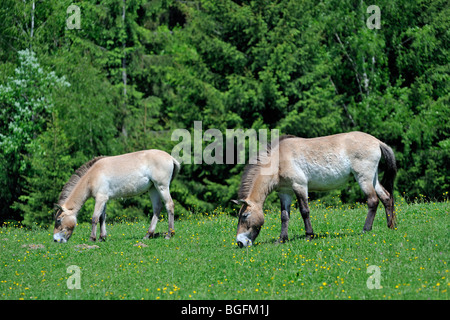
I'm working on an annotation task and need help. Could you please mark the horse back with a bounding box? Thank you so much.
[88,150,177,198]
[278,132,382,191]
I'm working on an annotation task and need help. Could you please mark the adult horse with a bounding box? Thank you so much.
[232,132,397,248]
[53,149,180,243]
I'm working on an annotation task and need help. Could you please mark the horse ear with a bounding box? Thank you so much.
[230,199,240,206]
[231,199,250,206]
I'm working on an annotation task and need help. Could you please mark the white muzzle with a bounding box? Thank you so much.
[236,233,252,248]
[53,233,67,243]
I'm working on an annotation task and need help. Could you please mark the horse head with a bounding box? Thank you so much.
[53,204,77,243]
[232,199,264,247]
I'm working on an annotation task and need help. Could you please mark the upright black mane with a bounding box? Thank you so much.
[57,156,106,206]
[237,135,296,199]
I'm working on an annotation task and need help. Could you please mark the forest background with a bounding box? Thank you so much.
[0,0,448,226]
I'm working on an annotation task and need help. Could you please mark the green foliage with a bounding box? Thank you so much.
[0,49,70,166]
[0,49,70,222]
[13,114,75,227]
[0,0,448,225]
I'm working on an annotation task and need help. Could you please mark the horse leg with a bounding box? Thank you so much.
[277,193,292,243]
[90,196,108,241]
[375,179,396,229]
[99,204,107,241]
[355,174,380,232]
[144,187,163,239]
[363,190,379,232]
[292,184,314,240]
[155,184,175,239]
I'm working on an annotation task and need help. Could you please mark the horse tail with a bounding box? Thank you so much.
[379,142,397,228]
[379,142,397,197]
[170,157,181,183]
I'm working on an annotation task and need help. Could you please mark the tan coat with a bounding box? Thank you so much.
[53,150,180,243]
[234,132,397,247]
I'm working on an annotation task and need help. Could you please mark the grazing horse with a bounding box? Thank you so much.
[53,150,180,243]
[232,132,397,247]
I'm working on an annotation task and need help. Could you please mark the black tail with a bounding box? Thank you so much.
[380,142,397,228]
[379,142,397,197]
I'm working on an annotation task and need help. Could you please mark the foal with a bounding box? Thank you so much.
[53,149,180,243]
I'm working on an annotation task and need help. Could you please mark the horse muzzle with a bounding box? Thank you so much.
[53,233,67,243]
[236,233,252,248]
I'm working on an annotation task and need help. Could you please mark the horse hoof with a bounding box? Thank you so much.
[89,237,96,242]
[144,232,154,239]
[164,232,173,240]
[164,230,175,239]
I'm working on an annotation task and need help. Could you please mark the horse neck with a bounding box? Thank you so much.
[247,169,278,208]
[62,176,91,216]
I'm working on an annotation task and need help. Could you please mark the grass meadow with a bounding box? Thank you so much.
[1,198,448,300]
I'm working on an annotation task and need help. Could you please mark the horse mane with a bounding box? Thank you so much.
[238,135,296,199]
[57,156,106,205]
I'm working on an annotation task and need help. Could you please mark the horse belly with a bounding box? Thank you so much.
[299,154,352,191]
[307,170,351,191]
[107,174,152,199]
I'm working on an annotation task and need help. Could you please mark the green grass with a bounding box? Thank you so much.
[1,199,448,300]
